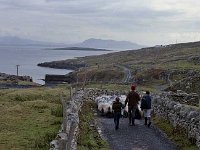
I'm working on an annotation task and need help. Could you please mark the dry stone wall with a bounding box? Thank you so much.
[50,88,123,150]
[50,89,84,150]
[166,90,199,106]
[153,93,200,149]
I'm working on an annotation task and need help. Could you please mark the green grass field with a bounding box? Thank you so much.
[0,86,70,150]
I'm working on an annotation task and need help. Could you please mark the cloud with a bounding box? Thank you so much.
[0,0,200,45]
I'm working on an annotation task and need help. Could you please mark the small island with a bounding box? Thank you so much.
[49,47,112,51]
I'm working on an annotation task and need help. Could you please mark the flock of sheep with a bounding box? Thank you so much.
[95,93,143,118]
[95,95,128,117]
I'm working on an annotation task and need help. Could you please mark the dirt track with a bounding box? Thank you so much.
[99,117,178,150]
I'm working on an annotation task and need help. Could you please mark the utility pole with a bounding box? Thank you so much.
[16,65,20,76]
[83,64,87,89]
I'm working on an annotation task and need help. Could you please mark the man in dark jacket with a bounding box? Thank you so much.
[141,91,152,127]
[125,85,140,126]
[112,97,123,130]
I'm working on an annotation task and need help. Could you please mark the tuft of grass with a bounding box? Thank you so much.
[51,105,63,117]
[34,131,57,149]
[77,101,109,150]
[153,116,198,150]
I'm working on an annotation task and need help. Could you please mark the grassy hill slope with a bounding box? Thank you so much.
[38,41,200,91]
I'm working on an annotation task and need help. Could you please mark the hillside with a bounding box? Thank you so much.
[38,41,200,95]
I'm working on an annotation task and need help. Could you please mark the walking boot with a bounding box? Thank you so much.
[132,118,135,126]
[129,117,132,126]
[148,122,151,127]
[145,117,147,125]
[147,117,151,127]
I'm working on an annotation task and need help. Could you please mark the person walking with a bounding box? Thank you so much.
[112,97,123,130]
[125,85,140,126]
[141,91,152,127]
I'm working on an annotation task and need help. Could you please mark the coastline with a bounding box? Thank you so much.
[0,45,111,85]
[38,59,86,70]
[48,47,112,51]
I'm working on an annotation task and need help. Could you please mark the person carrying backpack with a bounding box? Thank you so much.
[141,91,152,127]
[125,85,140,126]
[112,97,123,130]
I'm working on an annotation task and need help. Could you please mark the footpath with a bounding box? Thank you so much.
[99,117,178,150]
[50,88,181,150]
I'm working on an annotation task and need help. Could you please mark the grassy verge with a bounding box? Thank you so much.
[0,86,70,150]
[153,116,198,150]
[77,100,109,150]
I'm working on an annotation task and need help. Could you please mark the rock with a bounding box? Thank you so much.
[50,140,59,150]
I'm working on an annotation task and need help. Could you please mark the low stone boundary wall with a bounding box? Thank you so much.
[50,89,84,150]
[50,88,122,150]
[153,93,200,148]
[166,90,199,107]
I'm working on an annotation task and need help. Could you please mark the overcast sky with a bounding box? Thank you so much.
[0,0,200,46]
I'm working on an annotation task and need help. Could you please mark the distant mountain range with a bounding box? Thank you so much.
[70,38,145,50]
[0,36,145,50]
[0,36,64,46]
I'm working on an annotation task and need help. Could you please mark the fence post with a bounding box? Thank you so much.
[70,85,73,99]
[60,95,66,133]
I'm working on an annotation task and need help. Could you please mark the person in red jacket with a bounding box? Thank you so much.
[125,85,140,126]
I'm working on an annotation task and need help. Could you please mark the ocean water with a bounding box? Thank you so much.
[0,46,112,84]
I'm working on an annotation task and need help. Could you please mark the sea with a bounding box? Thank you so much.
[0,45,113,84]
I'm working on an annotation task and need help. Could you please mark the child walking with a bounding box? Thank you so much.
[112,97,123,130]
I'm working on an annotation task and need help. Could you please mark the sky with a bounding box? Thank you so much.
[0,0,200,46]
